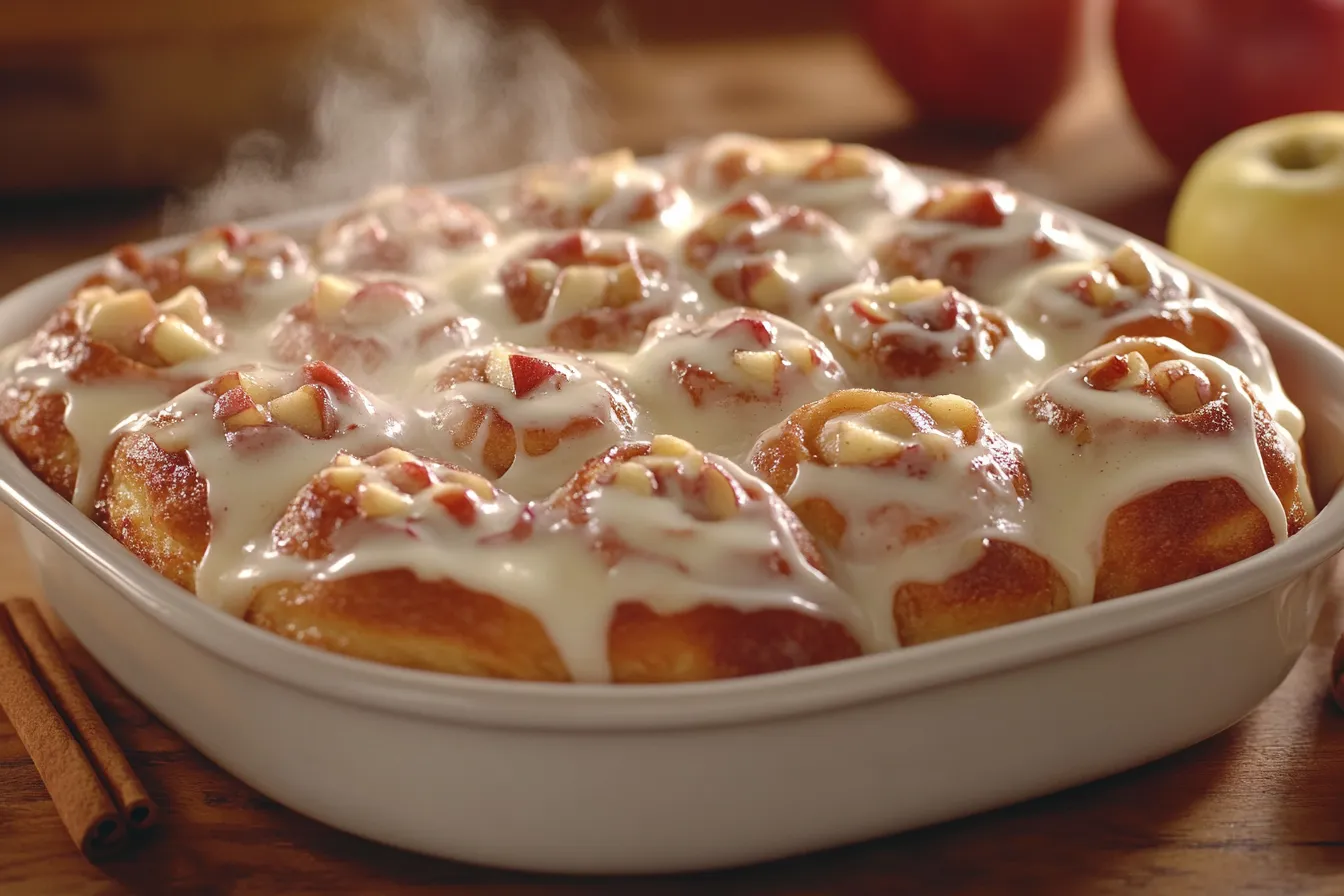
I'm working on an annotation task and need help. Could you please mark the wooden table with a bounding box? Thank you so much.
[3,26,1344,896]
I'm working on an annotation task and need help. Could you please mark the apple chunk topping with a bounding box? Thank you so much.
[315,449,504,526]
[484,346,563,398]
[76,284,221,366]
[1150,359,1214,414]
[1084,350,1151,392]
[913,183,1008,228]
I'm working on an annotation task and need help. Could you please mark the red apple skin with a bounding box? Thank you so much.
[848,0,1082,135]
[715,316,775,348]
[508,354,558,397]
[1114,0,1344,171]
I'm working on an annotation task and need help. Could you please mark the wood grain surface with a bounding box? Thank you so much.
[2,23,1344,896]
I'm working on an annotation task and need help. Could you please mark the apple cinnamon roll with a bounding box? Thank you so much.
[749,389,1070,646]
[425,344,640,498]
[876,180,1087,302]
[84,225,314,316]
[268,275,490,383]
[243,448,570,681]
[678,132,926,221]
[1004,241,1300,435]
[1,284,230,506]
[97,361,405,604]
[315,184,497,275]
[541,435,867,681]
[625,307,850,455]
[1019,336,1313,602]
[813,276,1045,404]
[509,148,692,231]
[486,230,700,352]
[682,194,878,322]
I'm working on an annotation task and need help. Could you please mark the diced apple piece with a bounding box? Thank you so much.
[1074,270,1117,307]
[344,283,425,328]
[445,469,495,501]
[366,447,418,467]
[268,385,335,438]
[323,465,366,493]
[157,287,211,334]
[781,343,818,372]
[1108,243,1153,290]
[916,185,1006,228]
[74,285,120,309]
[610,461,656,496]
[609,263,646,307]
[921,395,981,437]
[359,482,414,518]
[819,420,908,466]
[384,460,433,494]
[148,316,219,365]
[85,290,157,351]
[732,349,782,382]
[1085,351,1151,392]
[311,274,361,322]
[859,403,918,438]
[213,386,259,421]
[701,465,741,519]
[807,144,871,180]
[1151,359,1214,414]
[851,298,893,325]
[650,434,697,457]
[742,265,793,313]
[715,315,774,347]
[551,265,611,316]
[301,361,358,402]
[508,354,559,397]
[183,238,232,278]
[884,276,948,305]
[431,482,478,525]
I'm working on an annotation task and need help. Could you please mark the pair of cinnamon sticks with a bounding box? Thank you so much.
[0,598,158,860]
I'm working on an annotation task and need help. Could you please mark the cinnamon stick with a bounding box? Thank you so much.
[0,607,124,860]
[6,598,158,831]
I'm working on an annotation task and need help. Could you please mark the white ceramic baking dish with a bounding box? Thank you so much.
[3,169,1344,876]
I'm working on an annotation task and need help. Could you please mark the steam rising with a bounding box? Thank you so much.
[165,0,608,234]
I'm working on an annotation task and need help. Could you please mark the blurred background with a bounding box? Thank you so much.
[0,0,1334,329]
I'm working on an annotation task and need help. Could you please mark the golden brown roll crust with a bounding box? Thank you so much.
[0,385,77,500]
[607,601,862,683]
[894,539,1070,646]
[96,429,209,592]
[247,571,571,682]
[1093,478,1276,602]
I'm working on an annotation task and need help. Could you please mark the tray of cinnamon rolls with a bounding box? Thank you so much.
[2,134,1343,872]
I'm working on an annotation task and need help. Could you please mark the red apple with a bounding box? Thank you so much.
[1114,0,1344,171]
[848,0,1083,136]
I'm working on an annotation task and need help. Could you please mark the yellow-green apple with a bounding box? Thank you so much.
[1167,112,1344,345]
